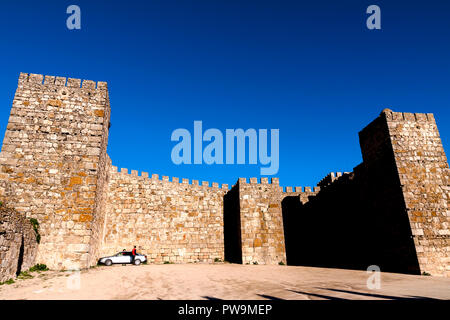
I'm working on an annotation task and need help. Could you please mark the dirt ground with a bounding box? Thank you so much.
[0,264,449,300]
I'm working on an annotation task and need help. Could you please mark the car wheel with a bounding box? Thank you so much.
[134,259,141,266]
[105,259,112,266]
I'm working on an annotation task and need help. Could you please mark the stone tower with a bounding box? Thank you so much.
[359,109,449,276]
[0,73,111,270]
[382,109,449,276]
[0,73,447,277]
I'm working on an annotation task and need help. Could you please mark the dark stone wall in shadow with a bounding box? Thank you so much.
[282,173,370,270]
[281,195,302,266]
[281,115,420,274]
[223,185,242,264]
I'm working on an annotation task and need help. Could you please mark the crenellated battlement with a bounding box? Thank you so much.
[234,176,319,194]
[18,72,108,90]
[283,186,320,194]
[380,108,435,123]
[110,165,229,190]
[317,171,352,189]
[108,168,329,195]
[106,164,227,264]
[237,177,279,185]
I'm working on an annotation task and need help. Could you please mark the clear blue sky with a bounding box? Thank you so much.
[0,0,449,188]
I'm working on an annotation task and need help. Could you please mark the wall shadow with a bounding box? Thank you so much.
[281,196,303,266]
[223,185,242,264]
[322,288,437,300]
[281,116,421,275]
[281,164,420,274]
[16,235,24,276]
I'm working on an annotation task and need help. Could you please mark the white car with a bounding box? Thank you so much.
[98,251,147,266]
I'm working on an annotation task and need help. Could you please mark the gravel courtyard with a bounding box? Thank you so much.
[0,264,449,300]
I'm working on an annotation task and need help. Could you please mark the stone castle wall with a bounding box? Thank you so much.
[222,178,319,265]
[101,166,228,263]
[0,73,448,277]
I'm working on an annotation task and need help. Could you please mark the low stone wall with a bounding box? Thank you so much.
[0,206,38,282]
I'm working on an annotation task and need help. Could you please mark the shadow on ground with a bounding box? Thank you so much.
[287,288,438,300]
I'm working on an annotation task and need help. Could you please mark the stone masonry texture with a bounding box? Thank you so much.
[0,74,448,277]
